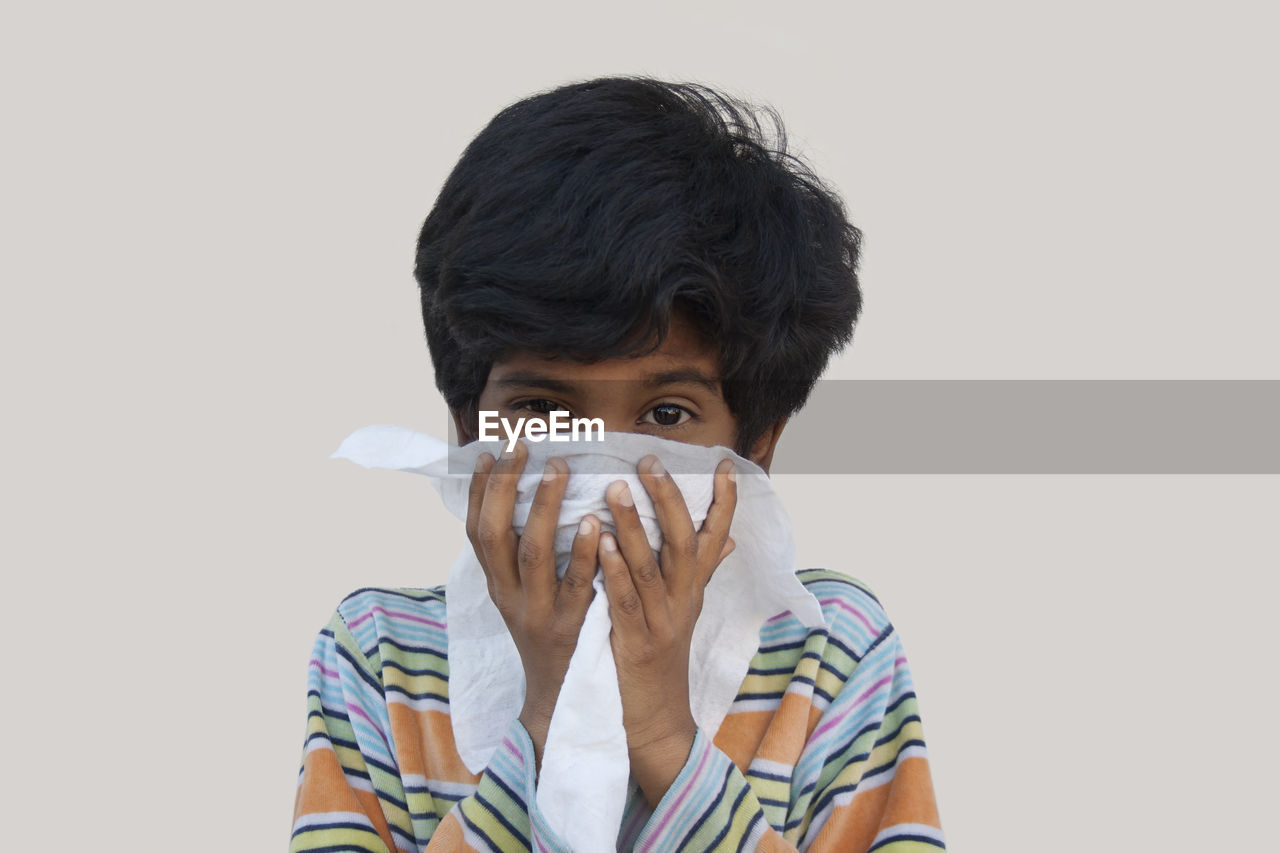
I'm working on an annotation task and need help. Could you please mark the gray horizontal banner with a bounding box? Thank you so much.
[775,380,1279,474]
[443,380,1279,474]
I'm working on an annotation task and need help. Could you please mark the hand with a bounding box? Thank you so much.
[465,439,601,768]
[598,453,738,807]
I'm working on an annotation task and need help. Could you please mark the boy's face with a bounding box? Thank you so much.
[452,314,786,472]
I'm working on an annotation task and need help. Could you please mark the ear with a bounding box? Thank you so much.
[747,418,788,474]
[451,406,478,445]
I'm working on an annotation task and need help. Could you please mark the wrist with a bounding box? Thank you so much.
[519,691,559,770]
[627,716,697,808]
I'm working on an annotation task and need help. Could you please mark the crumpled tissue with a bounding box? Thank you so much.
[331,424,826,851]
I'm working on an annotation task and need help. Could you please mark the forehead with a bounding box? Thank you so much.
[487,315,721,386]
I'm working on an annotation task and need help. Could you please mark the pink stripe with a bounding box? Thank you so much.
[347,702,393,752]
[309,659,338,679]
[505,732,546,851]
[810,674,892,741]
[641,742,710,847]
[620,800,649,845]
[819,597,877,634]
[346,605,446,630]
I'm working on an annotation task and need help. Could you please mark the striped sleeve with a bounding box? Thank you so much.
[628,578,944,851]
[291,611,406,853]
[434,720,575,852]
[791,626,945,851]
[290,601,576,853]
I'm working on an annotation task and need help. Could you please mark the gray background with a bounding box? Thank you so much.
[2,2,1276,850]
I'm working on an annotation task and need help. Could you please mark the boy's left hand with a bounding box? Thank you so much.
[599,453,737,808]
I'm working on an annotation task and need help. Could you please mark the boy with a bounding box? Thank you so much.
[292,76,944,852]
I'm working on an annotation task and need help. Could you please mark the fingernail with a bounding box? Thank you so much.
[474,453,491,473]
[578,517,594,536]
[600,533,617,552]
[724,461,737,482]
[647,456,665,477]
[542,461,559,483]
[616,483,633,508]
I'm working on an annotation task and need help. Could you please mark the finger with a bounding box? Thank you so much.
[517,456,569,612]
[691,537,735,613]
[465,452,495,548]
[606,479,666,619]
[556,514,600,616]
[696,458,738,586]
[686,535,737,614]
[637,454,698,590]
[598,531,646,633]
[476,439,527,592]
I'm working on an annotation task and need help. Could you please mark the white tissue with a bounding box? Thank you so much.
[332,425,826,851]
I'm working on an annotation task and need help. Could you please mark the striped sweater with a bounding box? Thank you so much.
[291,569,944,852]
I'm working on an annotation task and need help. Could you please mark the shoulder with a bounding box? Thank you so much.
[329,585,450,656]
[796,568,895,658]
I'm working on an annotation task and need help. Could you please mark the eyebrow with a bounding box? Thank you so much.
[491,373,578,393]
[640,369,722,394]
[492,369,722,396]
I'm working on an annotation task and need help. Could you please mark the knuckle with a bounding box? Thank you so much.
[516,536,544,568]
[476,525,505,555]
[490,596,523,629]
[677,535,699,563]
[634,559,662,586]
[615,590,643,616]
[561,569,590,596]
[488,585,512,618]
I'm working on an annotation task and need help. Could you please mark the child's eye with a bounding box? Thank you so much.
[516,399,571,416]
[641,404,692,427]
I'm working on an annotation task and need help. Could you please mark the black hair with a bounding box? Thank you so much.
[414,75,863,455]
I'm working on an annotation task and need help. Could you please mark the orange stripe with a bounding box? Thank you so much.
[878,755,942,831]
[423,810,477,852]
[294,747,366,819]
[806,700,824,739]
[754,692,816,765]
[393,706,483,786]
[713,709,775,771]
[387,702,428,777]
[294,746,396,852]
[805,779,885,852]
[355,788,398,852]
[806,756,941,850]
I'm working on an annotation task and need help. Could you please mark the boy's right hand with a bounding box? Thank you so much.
[465,439,600,769]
